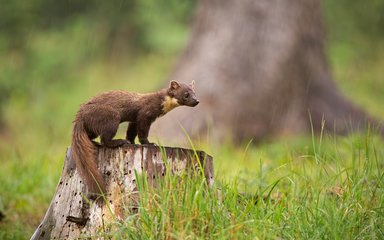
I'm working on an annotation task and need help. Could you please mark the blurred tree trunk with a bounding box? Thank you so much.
[153,0,382,143]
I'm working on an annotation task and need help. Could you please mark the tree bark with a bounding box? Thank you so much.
[31,145,213,240]
[152,0,383,144]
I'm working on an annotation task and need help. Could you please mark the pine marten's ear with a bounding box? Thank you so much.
[169,80,180,90]
[189,80,195,90]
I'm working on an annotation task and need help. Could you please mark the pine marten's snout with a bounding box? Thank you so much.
[183,92,199,107]
[192,98,199,106]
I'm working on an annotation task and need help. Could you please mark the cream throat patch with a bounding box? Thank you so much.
[162,96,180,114]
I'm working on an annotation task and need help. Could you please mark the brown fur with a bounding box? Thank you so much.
[71,81,198,194]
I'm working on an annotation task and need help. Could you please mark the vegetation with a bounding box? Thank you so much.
[0,0,383,239]
[102,133,384,239]
[30,134,384,239]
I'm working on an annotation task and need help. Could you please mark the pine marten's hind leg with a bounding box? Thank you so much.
[86,131,101,146]
[126,122,137,144]
[137,119,154,145]
[100,120,128,148]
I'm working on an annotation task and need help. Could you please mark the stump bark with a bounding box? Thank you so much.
[31,144,213,240]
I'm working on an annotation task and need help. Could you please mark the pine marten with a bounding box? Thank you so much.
[71,80,199,194]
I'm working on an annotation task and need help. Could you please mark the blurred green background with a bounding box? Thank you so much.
[0,0,383,238]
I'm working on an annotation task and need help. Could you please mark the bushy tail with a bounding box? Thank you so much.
[71,121,106,194]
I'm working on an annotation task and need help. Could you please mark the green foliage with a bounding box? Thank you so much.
[0,0,194,120]
[0,0,194,52]
[69,132,384,239]
[323,0,384,119]
[324,0,384,42]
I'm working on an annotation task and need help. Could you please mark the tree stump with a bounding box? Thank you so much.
[31,145,213,240]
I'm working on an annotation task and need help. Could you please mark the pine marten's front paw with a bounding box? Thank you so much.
[102,139,129,148]
[139,139,156,146]
[145,142,157,146]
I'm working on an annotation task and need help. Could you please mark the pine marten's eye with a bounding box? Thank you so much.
[184,92,190,99]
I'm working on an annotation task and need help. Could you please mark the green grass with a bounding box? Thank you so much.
[87,132,384,239]
[1,132,384,239]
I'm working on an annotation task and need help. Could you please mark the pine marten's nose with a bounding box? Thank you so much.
[194,99,199,106]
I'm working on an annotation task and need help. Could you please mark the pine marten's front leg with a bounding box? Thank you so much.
[126,122,137,144]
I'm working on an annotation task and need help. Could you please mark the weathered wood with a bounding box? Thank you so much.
[31,145,213,240]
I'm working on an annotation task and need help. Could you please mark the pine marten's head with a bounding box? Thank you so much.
[163,80,199,114]
[168,80,199,107]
